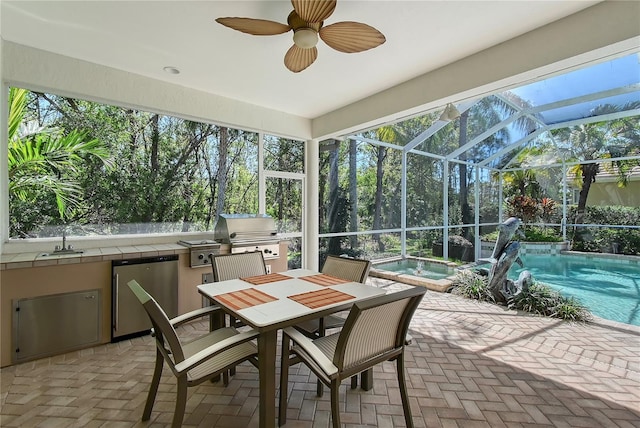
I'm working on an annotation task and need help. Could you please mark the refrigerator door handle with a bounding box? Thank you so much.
[114,273,119,332]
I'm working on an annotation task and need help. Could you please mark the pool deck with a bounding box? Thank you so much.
[2,276,639,427]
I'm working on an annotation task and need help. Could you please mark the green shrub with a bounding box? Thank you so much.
[569,205,640,255]
[451,270,494,302]
[523,227,563,242]
[481,226,562,243]
[508,283,591,322]
[452,271,592,322]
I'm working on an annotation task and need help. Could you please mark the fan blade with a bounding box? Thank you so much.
[291,0,336,23]
[319,21,386,53]
[216,17,291,35]
[284,45,318,73]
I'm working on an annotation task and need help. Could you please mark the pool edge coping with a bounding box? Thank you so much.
[370,256,456,292]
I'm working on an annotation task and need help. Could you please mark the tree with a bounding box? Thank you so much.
[552,102,640,229]
[8,87,112,236]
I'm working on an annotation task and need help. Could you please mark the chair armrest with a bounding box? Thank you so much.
[283,327,338,377]
[175,329,259,373]
[170,305,221,327]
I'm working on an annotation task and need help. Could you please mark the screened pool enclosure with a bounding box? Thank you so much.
[6,53,640,267]
[318,52,640,262]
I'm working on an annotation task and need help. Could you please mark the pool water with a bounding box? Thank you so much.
[374,259,454,280]
[509,254,640,326]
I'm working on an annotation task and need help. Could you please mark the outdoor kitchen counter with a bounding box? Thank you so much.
[0,243,189,270]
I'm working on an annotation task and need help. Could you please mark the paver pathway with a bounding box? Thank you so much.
[2,278,639,427]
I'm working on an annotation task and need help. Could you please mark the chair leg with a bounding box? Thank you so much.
[278,334,290,426]
[142,349,163,421]
[360,368,373,391]
[173,376,188,428]
[317,318,326,397]
[330,379,341,428]
[229,316,238,377]
[396,355,414,428]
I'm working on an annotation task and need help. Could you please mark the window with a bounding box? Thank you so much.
[8,87,261,239]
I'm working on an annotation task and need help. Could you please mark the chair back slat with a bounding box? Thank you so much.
[322,255,371,283]
[211,252,267,282]
[127,280,185,364]
[334,287,425,371]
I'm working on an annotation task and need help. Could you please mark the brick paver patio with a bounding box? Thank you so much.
[2,277,639,427]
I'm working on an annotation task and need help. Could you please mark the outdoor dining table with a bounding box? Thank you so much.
[197,268,386,428]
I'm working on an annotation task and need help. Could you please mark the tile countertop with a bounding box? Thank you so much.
[0,244,189,270]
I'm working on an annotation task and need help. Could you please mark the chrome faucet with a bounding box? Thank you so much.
[53,229,81,254]
[55,230,67,251]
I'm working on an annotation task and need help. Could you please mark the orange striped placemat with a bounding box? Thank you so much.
[216,288,278,311]
[288,288,354,309]
[300,274,350,287]
[240,273,292,285]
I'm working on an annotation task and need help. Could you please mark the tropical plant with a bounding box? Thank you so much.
[508,283,591,322]
[453,270,591,322]
[505,195,539,225]
[8,87,112,233]
[452,270,494,302]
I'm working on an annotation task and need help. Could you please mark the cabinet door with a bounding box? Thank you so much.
[13,290,101,363]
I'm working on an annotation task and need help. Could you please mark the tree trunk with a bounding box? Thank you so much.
[150,114,159,177]
[458,111,472,239]
[277,178,283,221]
[328,145,341,254]
[574,162,599,226]
[373,146,386,252]
[215,127,229,220]
[349,139,358,248]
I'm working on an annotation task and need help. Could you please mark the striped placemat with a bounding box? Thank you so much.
[240,273,292,285]
[300,274,350,287]
[288,288,354,309]
[216,288,278,311]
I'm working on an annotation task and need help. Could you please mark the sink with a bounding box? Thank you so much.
[37,250,84,258]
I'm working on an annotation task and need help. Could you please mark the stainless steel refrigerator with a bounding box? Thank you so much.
[112,255,178,340]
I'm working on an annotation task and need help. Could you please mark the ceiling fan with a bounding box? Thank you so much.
[216,0,386,73]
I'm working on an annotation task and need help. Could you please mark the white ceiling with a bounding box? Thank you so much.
[1,1,600,119]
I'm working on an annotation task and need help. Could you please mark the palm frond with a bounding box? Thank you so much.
[8,87,28,141]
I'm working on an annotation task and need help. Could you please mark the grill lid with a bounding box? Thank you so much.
[178,239,220,248]
[214,214,278,244]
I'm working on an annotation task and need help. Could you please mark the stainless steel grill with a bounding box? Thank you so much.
[213,214,280,260]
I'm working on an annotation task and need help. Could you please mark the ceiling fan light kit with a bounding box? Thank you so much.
[216,0,385,72]
[293,28,318,49]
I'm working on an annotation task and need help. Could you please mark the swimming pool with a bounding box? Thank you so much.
[509,254,640,326]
